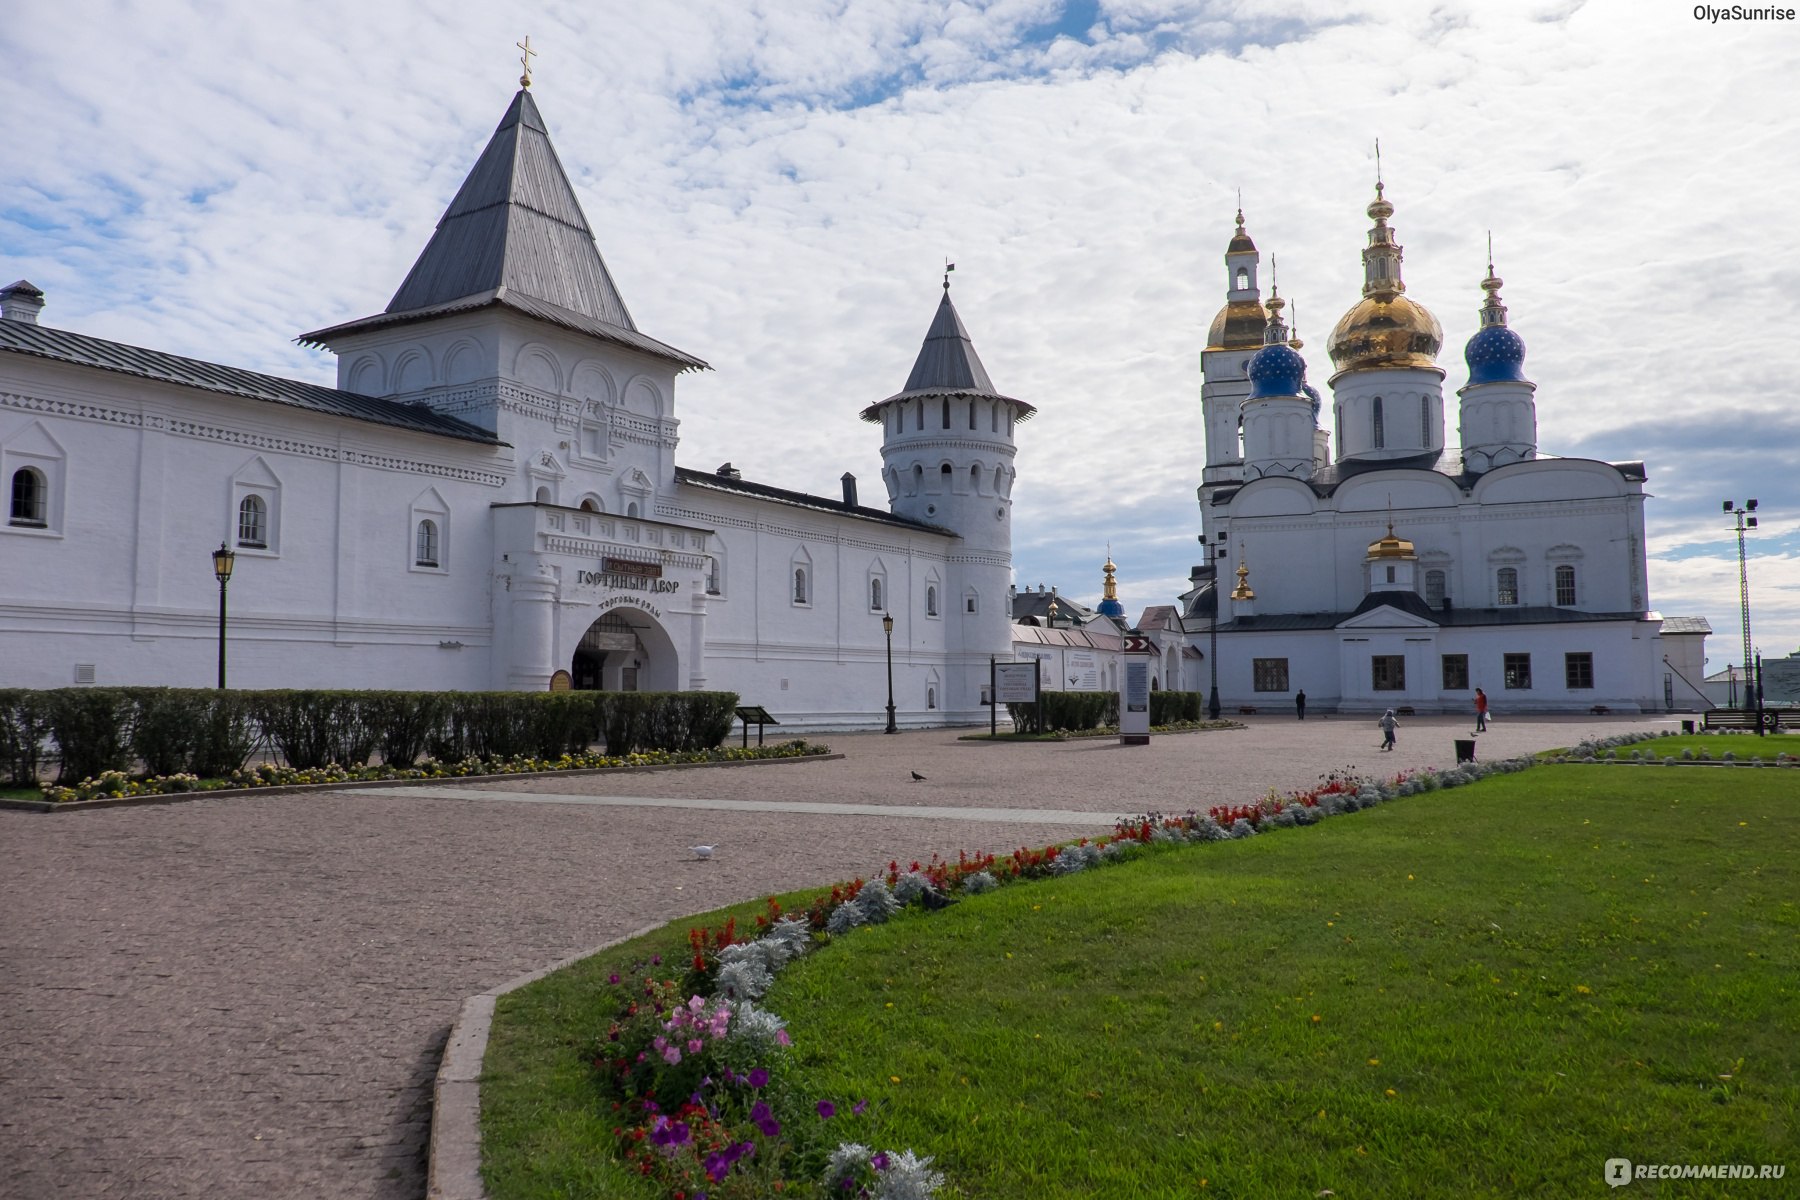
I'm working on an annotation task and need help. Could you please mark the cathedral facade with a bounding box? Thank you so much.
[0,88,1023,729]
[1186,188,1696,713]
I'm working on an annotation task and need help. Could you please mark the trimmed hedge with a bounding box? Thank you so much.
[0,687,741,783]
[0,689,55,787]
[1005,689,1207,734]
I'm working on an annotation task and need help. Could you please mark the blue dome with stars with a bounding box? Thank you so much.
[1465,323,1527,384]
[1096,596,1125,618]
[1247,341,1307,399]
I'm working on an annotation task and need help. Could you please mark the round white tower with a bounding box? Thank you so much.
[1327,181,1448,465]
[860,281,1032,709]
[1456,255,1538,472]
[1240,288,1317,481]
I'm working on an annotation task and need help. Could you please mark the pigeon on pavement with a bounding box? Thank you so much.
[690,845,715,860]
[911,770,926,781]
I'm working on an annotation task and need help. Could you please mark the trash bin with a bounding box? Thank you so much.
[1681,719,1695,734]
[1454,738,1476,763]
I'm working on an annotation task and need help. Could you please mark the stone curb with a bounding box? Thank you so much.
[0,751,844,814]
[427,924,666,1200]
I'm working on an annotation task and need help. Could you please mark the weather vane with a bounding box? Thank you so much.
[944,259,955,291]
[517,35,537,88]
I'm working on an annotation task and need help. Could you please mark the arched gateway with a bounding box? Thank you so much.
[570,606,680,692]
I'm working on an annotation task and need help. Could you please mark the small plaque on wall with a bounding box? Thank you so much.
[548,670,573,692]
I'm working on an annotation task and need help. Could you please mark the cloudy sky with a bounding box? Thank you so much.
[4,0,1796,675]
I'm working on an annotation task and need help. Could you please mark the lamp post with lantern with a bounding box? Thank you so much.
[881,611,897,734]
[211,543,236,689]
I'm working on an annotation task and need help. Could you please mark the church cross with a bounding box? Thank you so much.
[517,36,537,88]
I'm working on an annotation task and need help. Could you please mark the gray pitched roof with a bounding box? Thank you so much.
[1659,615,1712,635]
[1217,604,1654,632]
[861,289,1035,419]
[298,90,705,371]
[673,466,954,534]
[0,320,501,444]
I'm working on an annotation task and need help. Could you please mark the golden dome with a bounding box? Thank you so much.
[1327,294,1444,376]
[1366,522,1417,559]
[1328,180,1444,378]
[1207,299,1267,351]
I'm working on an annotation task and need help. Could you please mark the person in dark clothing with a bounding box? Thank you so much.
[1295,690,1307,720]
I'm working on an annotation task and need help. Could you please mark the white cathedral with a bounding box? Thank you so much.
[0,86,1024,727]
[1184,189,1706,714]
[1,82,1702,723]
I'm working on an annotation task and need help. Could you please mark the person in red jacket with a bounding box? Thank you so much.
[1474,687,1489,733]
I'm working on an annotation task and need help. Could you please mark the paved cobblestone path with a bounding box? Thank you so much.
[0,713,1668,1197]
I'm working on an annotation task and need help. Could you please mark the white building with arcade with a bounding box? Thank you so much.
[0,86,1028,729]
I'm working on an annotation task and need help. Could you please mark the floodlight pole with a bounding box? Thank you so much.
[1725,499,1759,717]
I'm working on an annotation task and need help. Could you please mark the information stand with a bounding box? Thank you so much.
[1120,632,1152,745]
[735,705,778,747]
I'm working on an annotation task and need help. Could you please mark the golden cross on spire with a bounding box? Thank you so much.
[1486,229,1494,274]
[517,35,537,88]
[1374,137,1383,194]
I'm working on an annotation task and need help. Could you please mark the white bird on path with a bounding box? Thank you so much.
[690,845,715,860]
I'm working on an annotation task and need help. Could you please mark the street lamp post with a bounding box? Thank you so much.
[1206,569,1221,721]
[211,542,236,689]
[881,611,897,734]
[1724,499,1760,723]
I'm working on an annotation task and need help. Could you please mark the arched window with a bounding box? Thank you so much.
[1420,395,1431,446]
[1424,569,1446,607]
[1555,564,1577,606]
[940,463,952,490]
[579,498,600,513]
[1235,267,1249,290]
[1372,396,1385,449]
[927,686,937,710]
[942,398,951,429]
[870,578,883,611]
[991,402,999,433]
[237,494,267,548]
[970,463,982,491]
[415,519,440,567]
[9,467,45,526]
[1496,567,1519,606]
[794,567,809,605]
[534,486,551,504]
[626,501,639,518]
[926,585,938,616]
[911,464,923,494]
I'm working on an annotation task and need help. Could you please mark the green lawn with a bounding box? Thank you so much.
[1562,733,1800,762]
[482,767,1799,1199]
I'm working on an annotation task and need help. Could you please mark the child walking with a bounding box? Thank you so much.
[1378,708,1398,751]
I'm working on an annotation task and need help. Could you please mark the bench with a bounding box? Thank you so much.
[1702,710,1789,731]
[1237,706,1258,715]
[1589,705,1611,715]
[1396,706,1416,716]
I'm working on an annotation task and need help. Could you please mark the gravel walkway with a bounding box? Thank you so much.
[0,713,1670,1198]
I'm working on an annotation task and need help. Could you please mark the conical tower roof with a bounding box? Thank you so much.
[385,89,633,324]
[300,90,704,369]
[862,286,1034,418]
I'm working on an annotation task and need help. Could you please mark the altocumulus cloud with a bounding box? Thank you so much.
[2,0,1794,663]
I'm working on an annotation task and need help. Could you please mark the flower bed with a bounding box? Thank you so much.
[580,752,1544,1198]
[38,740,829,804]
